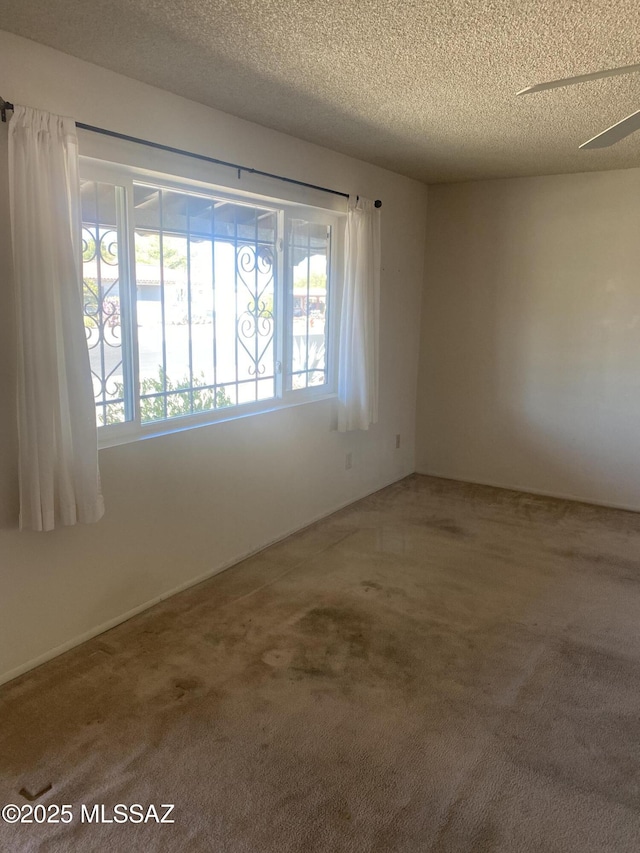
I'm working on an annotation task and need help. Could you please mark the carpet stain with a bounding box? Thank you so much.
[418,516,468,537]
[471,820,500,852]
[551,547,640,580]
[261,648,295,668]
[289,605,371,678]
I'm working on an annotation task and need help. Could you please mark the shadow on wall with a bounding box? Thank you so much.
[0,131,19,529]
[419,175,640,510]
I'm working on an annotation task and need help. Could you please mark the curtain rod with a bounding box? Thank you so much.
[0,97,382,208]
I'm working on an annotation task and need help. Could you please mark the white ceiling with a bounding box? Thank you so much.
[3,0,640,183]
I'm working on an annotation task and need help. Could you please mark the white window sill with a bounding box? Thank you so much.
[98,390,337,449]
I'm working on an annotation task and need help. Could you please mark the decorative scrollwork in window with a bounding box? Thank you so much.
[236,243,275,377]
[82,224,124,422]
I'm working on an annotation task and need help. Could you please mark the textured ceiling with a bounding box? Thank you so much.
[3,1,640,183]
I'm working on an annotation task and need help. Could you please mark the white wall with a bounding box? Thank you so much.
[417,169,640,511]
[0,31,428,683]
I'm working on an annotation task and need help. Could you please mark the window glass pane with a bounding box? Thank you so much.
[81,180,129,427]
[289,219,330,390]
[133,184,277,423]
[134,187,167,419]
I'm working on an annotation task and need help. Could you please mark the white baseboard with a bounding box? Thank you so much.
[415,467,640,514]
[0,470,411,688]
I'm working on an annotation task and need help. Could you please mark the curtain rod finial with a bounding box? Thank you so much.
[0,97,14,122]
[374,199,382,208]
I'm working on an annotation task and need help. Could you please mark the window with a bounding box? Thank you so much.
[80,162,339,443]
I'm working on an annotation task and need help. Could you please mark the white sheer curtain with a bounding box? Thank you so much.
[337,196,381,432]
[9,105,104,531]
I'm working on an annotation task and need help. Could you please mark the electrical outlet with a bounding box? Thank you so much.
[396,434,401,449]
[345,452,353,470]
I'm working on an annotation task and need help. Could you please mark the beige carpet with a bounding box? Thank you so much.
[2,474,640,852]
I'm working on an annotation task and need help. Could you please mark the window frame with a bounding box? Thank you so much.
[79,157,343,448]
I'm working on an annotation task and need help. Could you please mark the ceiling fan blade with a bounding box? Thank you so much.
[579,109,640,149]
[517,62,640,95]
